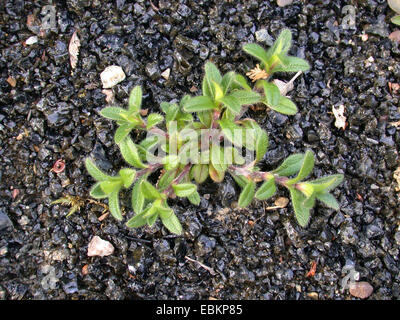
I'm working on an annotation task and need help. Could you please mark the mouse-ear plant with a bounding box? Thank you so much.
[81,28,344,235]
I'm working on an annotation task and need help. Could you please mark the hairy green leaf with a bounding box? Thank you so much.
[108,191,123,221]
[238,180,256,208]
[191,164,209,184]
[308,174,344,192]
[119,168,136,188]
[119,137,148,168]
[89,182,108,199]
[243,43,269,66]
[141,180,161,200]
[100,180,122,194]
[85,158,111,181]
[128,86,142,113]
[131,175,146,214]
[316,192,340,210]
[126,210,147,228]
[272,153,305,177]
[287,150,315,184]
[146,113,164,129]
[290,187,311,227]
[221,71,235,94]
[187,191,201,205]
[268,96,297,115]
[255,178,276,200]
[160,211,182,235]
[183,96,216,113]
[230,90,261,105]
[114,123,135,144]
[100,107,128,121]
[173,183,197,197]
[219,95,241,114]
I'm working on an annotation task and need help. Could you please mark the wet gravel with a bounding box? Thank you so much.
[1,0,400,300]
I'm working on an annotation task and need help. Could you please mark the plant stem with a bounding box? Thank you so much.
[163,164,192,197]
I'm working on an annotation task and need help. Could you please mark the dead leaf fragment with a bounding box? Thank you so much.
[7,77,16,87]
[275,197,289,208]
[69,30,81,69]
[349,281,373,299]
[306,261,317,277]
[332,105,346,130]
[87,236,114,257]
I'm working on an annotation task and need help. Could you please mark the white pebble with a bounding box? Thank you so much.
[87,236,114,257]
[26,36,38,45]
[100,66,126,88]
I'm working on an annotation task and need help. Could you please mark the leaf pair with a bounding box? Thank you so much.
[243,29,310,76]
[100,86,145,144]
[183,62,261,115]
[257,80,298,115]
[126,197,182,235]
[85,158,137,220]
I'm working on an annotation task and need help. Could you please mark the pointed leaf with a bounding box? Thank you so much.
[191,164,209,184]
[272,153,305,177]
[243,43,269,65]
[141,180,161,200]
[108,191,123,221]
[267,96,298,115]
[316,192,340,210]
[187,191,201,205]
[238,180,256,208]
[230,90,261,105]
[160,211,182,235]
[221,71,235,94]
[287,150,315,184]
[131,175,146,214]
[146,113,164,129]
[85,158,111,181]
[219,95,241,114]
[89,182,108,199]
[309,174,344,192]
[100,180,122,195]
[119,137,148,168]
[173,183,197,197]
[260,81,281,107]
[290,187,311,227]
[182,96,216,113]
[114,123,134,144]
[100,107,128,121]
[128,86,142,113]
[255,178,276,200]
[119,168,136,188]
[126,210,147,228]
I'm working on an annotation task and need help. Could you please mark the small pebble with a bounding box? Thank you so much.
[100,66,126,88]
[87,236,114,257]
[26,36,38,45]
[349,281,373,299]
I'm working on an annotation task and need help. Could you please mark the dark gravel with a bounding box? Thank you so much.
[0,0,399,300]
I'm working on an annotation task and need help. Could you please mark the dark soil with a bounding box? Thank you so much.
[1,0,399,300]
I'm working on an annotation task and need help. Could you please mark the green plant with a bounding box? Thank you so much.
[388,0,400,25]
[84,29,344,235]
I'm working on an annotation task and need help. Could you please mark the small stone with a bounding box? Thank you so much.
[349,281,373,299]
[87,236,114,257]
[100,66,126,88]
[277,0,293,7]
[26,36,38,45]
[255,29,273,46]
[161,68,170,80]
[145,62,160,80]
[0,210,13,231]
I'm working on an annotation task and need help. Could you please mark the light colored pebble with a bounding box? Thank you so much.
[87,236,114,257]
[100,66,126,88]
